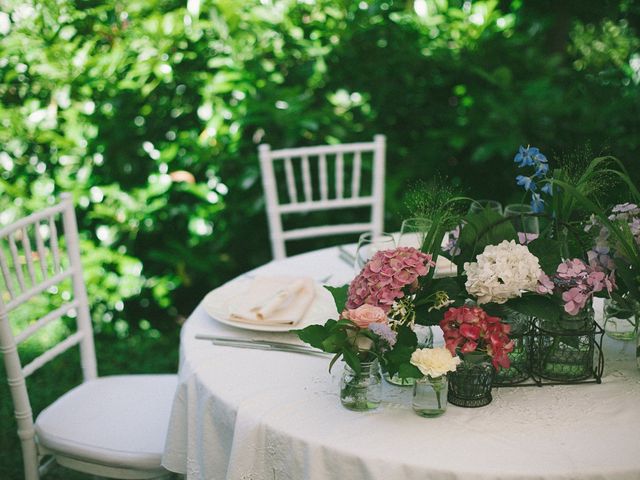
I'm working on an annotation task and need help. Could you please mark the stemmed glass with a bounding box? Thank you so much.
[355,232,395,271]
[504,203,539,244]
[397,217,433,250]
[468,200,503,215]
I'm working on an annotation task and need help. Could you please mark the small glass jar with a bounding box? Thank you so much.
[604,298,638,342]
[412,375,448,417]
[340,360,382,411]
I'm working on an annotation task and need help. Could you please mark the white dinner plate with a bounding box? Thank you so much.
[201,277,339,332]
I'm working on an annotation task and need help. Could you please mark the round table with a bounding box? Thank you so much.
[161,246,640,480]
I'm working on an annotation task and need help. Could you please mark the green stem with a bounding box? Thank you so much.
[429,376,444,409]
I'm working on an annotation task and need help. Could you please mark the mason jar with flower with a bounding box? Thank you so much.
[296,246,438,410]
[440,305,514,407]
[532,258,614,381]
[344,246,442,386]
[296,302,394,411]
[586,203,640,342]
[410,347,461,417]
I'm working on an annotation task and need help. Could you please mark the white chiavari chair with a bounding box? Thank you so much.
[0,194,177,479]
[259,134,386,260]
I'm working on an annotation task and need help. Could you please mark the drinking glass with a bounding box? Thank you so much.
[468,200,503,215]
[355,232,395,271]
[397,217,432,250]
[504,203,539,244]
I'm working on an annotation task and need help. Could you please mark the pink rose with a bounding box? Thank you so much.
[344,304,388,328]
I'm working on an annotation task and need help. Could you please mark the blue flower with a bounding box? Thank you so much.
[541,183,553,195]
[514,145,536,167]
[516,175,537,192]
[533,151,547,163]
[533,162,549,177]
[531,193,545,213]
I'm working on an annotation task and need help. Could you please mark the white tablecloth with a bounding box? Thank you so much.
[162,246,640,480]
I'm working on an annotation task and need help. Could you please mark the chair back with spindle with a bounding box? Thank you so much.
[259,134,386,259]
[0,193,96,480]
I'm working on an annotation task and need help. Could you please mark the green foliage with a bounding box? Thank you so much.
[295,318,378,374]
[454,209,518,268]
[415,277,464,325]
[325,284,348,313]
[383,324,421,379]
[526,237,563,274]
[505,295,562,323]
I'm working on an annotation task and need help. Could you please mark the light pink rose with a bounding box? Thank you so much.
[344,304,388,328]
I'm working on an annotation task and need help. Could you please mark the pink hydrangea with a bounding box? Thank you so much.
[537,258,616,316]
[536,273,555,294]
[562,287,589,316]
[346,247,435,313]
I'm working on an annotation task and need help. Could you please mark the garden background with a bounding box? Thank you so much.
[1,0,639,478]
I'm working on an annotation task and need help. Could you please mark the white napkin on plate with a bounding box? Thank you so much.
[228,277,316,326]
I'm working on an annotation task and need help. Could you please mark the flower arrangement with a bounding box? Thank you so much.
[300,146,639,410]
[445,146,636,324]
[585,203,640,334]
[440,306,514,370]
[296,246,436,374]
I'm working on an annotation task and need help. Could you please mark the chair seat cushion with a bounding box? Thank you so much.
[35,374,177,471]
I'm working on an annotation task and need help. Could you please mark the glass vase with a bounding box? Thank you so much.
[493,309,531,386]
[340,360,382,411]
[383,325,433,387]
[412,375,448,417]
[604,298,638,342]
[447,352,494,408]
[533,307,595,382]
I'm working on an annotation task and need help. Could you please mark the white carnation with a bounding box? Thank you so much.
[410,347,461,378]
[464,240,542,304]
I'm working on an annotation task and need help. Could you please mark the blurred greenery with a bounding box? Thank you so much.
[0,0,639,477]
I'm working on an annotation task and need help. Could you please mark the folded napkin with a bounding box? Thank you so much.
[228,277,316,326]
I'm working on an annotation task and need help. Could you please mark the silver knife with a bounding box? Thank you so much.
[195,334,330,357]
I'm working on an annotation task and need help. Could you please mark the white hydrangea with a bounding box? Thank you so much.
[464,240,542,304]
